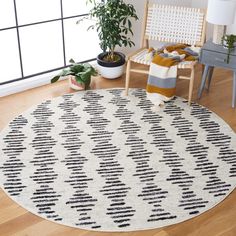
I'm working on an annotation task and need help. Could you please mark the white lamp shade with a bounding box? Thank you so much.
[207,0,236,25]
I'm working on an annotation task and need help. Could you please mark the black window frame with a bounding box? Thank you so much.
[0,0,95,86]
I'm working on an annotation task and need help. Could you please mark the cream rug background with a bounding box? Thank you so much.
[0,88,235,232]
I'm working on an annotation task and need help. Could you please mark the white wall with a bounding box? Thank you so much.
[191,0,236,36]
[122,0,236,54]
[191,0,213,40]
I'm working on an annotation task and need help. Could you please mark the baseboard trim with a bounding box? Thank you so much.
[0,61,97,97]
[0,72,65,97]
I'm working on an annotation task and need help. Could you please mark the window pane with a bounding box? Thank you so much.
[0,30,21,83]
[19,22,64,76]
[0,0,15,29]
[64,17,101,63]
[63,0,89,17]
[16,0,61,25]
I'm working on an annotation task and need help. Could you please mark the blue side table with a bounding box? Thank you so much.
[198,40,236,108]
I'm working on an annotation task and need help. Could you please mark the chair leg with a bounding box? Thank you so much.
[125,59,131,96]
[188,67,195,106]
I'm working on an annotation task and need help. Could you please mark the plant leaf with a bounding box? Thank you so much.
[81,71,91,82]
[70,64,84,73]
[69,58,75,64]
[51,75,60,83]
[59,69,73,76]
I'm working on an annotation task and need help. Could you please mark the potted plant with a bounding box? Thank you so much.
[221,34,236,64]
[51,59,97,90]
[82,0,138,79]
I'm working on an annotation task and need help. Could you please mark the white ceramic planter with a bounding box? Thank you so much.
[97,64,125,79]
[97,52,126,79]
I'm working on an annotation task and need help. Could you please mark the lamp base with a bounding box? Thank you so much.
[212,25,226,44]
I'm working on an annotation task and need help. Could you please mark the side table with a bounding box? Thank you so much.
[198,40,236,108]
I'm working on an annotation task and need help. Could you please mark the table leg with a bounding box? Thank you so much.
[207,66,214,91]
[233,71,236,108]
[198,65,210,99]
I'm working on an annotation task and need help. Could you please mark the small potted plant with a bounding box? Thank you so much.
[221,34,236,64]
[51,59,97,90]
[81,0,138,79]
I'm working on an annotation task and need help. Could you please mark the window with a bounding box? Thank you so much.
[0,0,100,85]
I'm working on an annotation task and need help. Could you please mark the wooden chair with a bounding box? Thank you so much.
[125,1,206,105]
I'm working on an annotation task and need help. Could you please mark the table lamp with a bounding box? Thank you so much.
[207,0,236,44]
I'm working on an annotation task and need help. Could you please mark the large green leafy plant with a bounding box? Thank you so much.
[84,0,138,62]
[51,59,97,89]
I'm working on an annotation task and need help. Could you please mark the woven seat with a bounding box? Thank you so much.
[125,1,206,105]
[130,48,197,68]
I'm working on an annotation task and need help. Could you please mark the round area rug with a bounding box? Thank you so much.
[0,88,236,232]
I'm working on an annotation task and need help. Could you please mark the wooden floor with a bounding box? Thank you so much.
[0,64,236,236]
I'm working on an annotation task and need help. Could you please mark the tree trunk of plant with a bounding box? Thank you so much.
[110,48,115,61]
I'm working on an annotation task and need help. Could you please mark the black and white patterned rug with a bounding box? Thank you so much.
[0,88,236,232]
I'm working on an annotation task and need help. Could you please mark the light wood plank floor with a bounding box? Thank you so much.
[0,64,236,236]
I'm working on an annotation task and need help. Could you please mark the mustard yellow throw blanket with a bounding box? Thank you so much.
[146,44,199,108]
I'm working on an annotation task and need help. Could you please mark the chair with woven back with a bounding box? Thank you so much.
[125,1,206,105]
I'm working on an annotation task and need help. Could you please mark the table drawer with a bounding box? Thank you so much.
[200,50,236,69]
